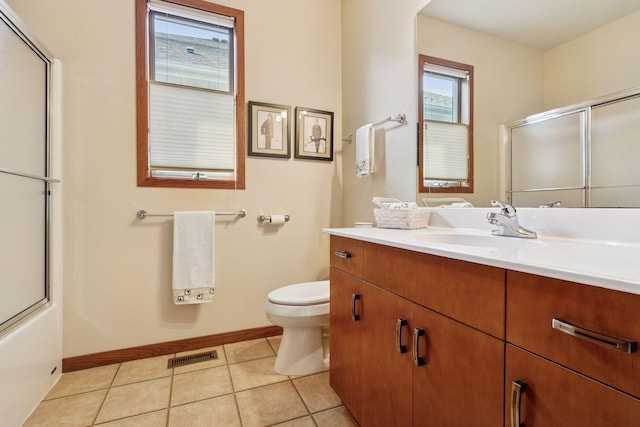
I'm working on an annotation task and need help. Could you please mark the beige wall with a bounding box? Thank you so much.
[8,0,342,358]
[340,0,424,226]
[416,15,544,206]
[544,10,640,110]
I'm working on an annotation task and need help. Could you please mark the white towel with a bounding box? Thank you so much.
[172,211,215,305]
[355,124,374,177]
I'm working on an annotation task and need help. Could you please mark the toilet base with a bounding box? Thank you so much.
[273,326,329,376]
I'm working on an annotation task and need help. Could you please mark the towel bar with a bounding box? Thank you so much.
[342,113,406,143]
[136,209,247,220]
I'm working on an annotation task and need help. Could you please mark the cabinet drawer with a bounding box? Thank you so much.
[364,242,506,339]
[330,235,363,277]
[506,345,640,426]
[507,271,640,398]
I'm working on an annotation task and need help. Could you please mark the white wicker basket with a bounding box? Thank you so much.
[374,207,430,230]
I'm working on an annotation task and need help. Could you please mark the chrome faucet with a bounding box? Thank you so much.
[487,200,537,238]
[539,200,561,208]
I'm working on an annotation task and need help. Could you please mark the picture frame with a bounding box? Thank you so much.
[294,107,334,161]
[248,101,291,158]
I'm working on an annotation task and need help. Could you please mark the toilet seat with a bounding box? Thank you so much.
[267,280,329,306]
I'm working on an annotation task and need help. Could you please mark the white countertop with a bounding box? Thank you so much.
[324,225,640,296]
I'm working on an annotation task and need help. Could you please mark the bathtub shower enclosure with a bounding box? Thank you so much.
[0,1,62,426]
[502,87,640,208]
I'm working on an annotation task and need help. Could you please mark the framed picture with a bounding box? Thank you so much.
[294,107,334,161]
[248,101,291,158]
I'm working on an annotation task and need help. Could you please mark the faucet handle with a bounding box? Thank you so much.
[539,200,561,208]
[491,200,517,217]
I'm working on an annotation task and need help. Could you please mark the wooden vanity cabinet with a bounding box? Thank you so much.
[505,271,640,426]
[330,235,640,426]
[330,236,505,426]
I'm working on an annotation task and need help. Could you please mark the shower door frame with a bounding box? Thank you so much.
[0,3,56,335]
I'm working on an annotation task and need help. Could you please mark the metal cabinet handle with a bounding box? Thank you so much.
[413,327,425,366]
[334,250,351,259]
[396,318,407,354]
[351,294,361,321]
[552,318,638,354]
[510,380,527,427]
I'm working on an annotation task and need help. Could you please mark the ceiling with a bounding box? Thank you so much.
[419,0,640,50]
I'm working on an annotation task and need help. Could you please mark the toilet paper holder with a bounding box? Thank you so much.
[257,214,290,224]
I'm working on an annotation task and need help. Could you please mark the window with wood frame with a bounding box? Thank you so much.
[419,55,473,193]
[136,0,245,188]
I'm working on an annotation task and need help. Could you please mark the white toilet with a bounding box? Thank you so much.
[265,280,330,375]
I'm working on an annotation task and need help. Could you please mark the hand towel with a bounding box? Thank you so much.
[355,124,374,177]
[172,211,215,305]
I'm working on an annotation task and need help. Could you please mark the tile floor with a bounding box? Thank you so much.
[23,336,358,427]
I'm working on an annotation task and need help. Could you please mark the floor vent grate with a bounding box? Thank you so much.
[167,350,218,368]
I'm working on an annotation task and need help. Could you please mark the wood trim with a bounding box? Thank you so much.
[135,0,149,186]
[62,325,282,372]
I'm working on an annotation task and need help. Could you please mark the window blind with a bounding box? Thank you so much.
[149,82,235,173]
[424,121,468,180]
[424,63,469,79]
[148,0,234,28]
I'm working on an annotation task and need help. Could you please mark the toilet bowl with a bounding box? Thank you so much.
[265,280,330,375]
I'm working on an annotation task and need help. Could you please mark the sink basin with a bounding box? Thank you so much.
[411,232,545,250]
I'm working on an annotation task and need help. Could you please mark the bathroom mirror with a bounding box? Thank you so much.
[416,0,640,207]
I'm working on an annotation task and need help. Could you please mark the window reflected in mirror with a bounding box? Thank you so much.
[419,55,473,193]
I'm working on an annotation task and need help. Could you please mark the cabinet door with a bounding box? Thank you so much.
[329,267,363,423]
[507,271,640,398]
[506,345,640,426]
[413,305,504,426]
[361,284,413,427]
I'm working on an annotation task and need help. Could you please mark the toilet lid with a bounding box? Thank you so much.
[268,280,330,306]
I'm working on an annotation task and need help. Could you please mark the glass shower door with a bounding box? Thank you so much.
[0,8,53,333]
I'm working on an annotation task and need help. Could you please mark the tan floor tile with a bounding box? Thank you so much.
[236,381,308,427]
[173,346,227,374]
[224,338,275,364]
[168,394,241,427]
[46,364,119,399]
[313,406,358,427]
[95,377,171,424]
[272,416,316,427]
[267,335,281,353]
[228,356,288,391]
[112,354,173,386]
[23,389,107,427]
[171,365,233,406]
[292,372,341,413]
[94,409,167,426]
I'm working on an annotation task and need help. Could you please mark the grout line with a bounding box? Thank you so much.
[90,362,122,426]
[290,377,314,419]
[226,353,278,367]
[165,358,175,427]
[93,409,168,426]
[167,391,236,409]
[223,345,245,426]
[265,336,279,354]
